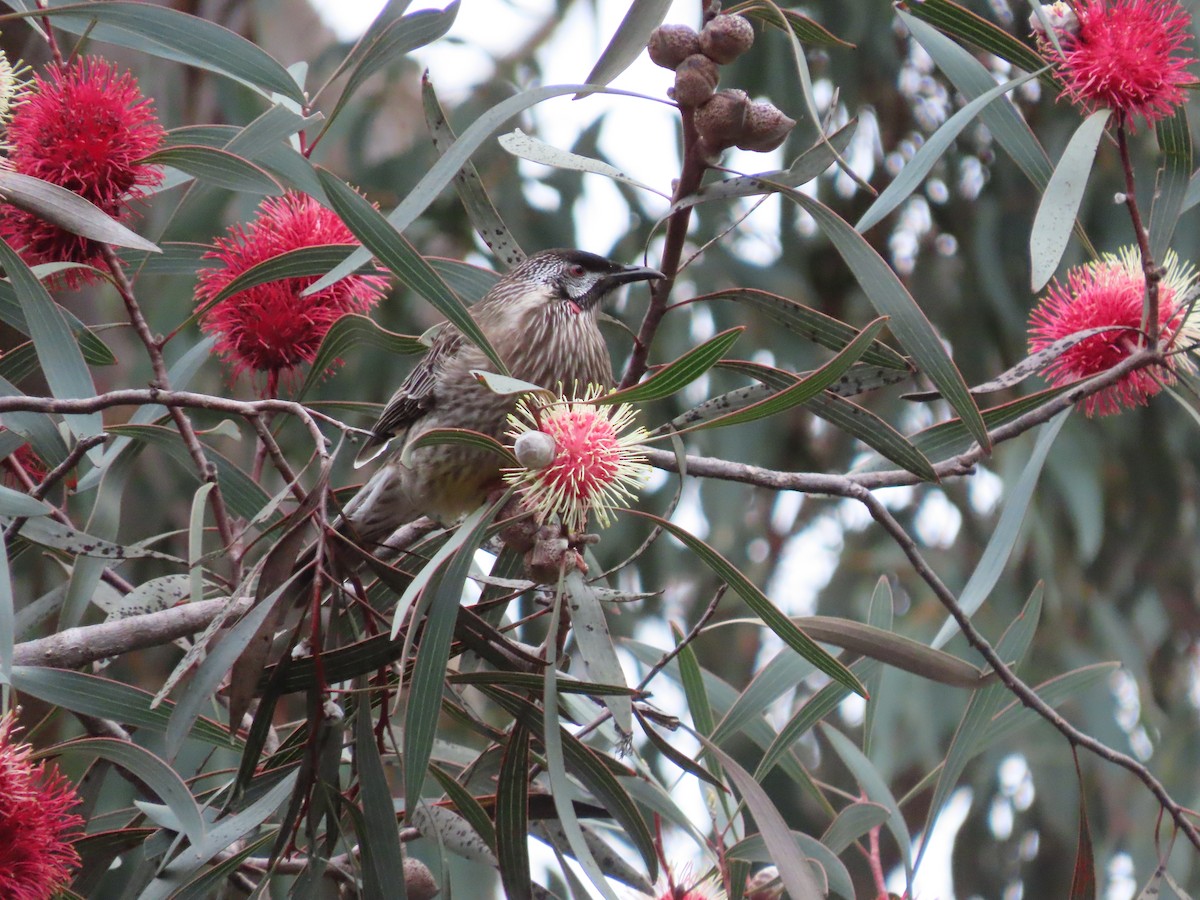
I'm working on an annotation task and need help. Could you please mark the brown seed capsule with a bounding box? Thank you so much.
[694,88,749,152]
[647,23,701,70]
[700,14,755,65]
[735,100,797,152]
[672,53,720,108]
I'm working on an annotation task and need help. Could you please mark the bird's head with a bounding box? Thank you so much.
[517,249,664,314]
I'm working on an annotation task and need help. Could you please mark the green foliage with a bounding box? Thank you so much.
[1,1,1198,898]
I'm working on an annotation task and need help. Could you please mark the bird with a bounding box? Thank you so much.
[332,248,664,556]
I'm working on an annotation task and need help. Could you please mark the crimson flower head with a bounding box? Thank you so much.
[0,57,164,284]
[504,386,651,534]
[1037,0,1196,128]
[0,712,83,899]
[1028,247,1196,416]
[196,192,389,393]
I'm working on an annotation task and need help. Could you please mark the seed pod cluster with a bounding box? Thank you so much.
[648,14,796,157]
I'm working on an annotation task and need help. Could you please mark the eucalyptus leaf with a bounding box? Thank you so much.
[1030,110,1109,291]
[0,170,160,252]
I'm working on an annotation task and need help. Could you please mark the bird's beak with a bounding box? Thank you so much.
[606,264,665,288]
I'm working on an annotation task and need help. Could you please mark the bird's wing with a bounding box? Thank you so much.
[354,329,464,467]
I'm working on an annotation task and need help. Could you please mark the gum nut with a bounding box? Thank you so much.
[735,100,797,152]
[694,88,749,151]
[672,53,720,108]
[647,23,701,69]
[404,859,439,900]
[700,14,755,64]
[514,431,557,470]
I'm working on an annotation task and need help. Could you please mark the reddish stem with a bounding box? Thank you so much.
[1115,115,1161,344]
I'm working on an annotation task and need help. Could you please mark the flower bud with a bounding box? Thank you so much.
[648,23,701,70]
[700,14,755,65]
[671,53,720,108]
[514,430,557,470]
[694,88,749,152]
[735,100,796,152]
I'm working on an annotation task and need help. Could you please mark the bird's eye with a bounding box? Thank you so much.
[567,263,586,278]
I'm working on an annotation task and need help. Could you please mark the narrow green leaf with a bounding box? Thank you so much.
[581,0,671,90]
[163,575,291,761]
[601,328,743,404]
[316,167,509,375]
[1069,752,1097,899]
[429,257,501,303]
[627,511,865,697]
[500,129,668,197]
[541,590,624,900]
[400,427,517,468]
[899,10,1054,191]
[58,737,207,846]
[980,661,1115,750]
[10,667,233,747]
[307,84,650,292]
[727,830,856,900]
[808,392,936,481]
[423,75,525,268]
[674,318,887,433]
[0,485,51,517]
[187,482,212,612]
[105,424,272,522]
[0,533,12,684]
[0,170,159,252]
[404,503,500,806]
[795,616,987,687]
[563,569,631,735]
[699,736,825,899]
[781,188,990,449]
[429,764,497,851]
[857,68,1041,232]
[299,314,425,400]
[711,645,815,746]
[902,0,1056,88]
[31,1,304,102]
[933,412,1067,649]
[322,3,460,141]
[149,771,298,892]
[1150,107,1192,259]
[1030,110,1109,291]
[496,723,533,900]
[355,698,407,895]
[821,801,892,855]
[0,239,102,445]
[914,586,1042,877]
[143,145,283,194]
[736,3,854,49]
[823,725,913,889]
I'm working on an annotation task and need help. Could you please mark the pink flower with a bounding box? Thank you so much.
[1028,247,1196,415]
[1041,0,1196,128]
[0,713,82,899]
[504,386,651,533]
[0,58,164,284]
[195,192,389,393]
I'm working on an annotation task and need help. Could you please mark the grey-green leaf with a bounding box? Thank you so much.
[1030,110,1109,291]
[0,170,160,252]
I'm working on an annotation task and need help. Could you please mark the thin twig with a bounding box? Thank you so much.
[101,246,242,582]
[851,484,1200,853]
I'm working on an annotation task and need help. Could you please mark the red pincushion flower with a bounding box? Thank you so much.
[1028,247,1196,415]
[0,712,82,899]
[1042,0,1196,128]
[196,192,389,392]
[504,386,650,533]
[0,57,164,284]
